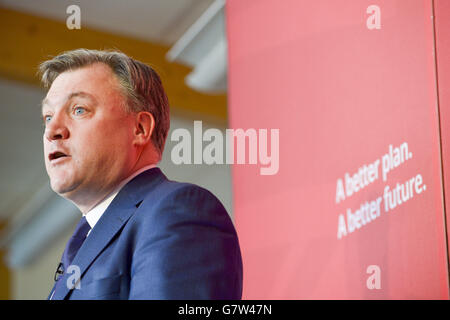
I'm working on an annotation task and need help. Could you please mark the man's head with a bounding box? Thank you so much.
[39,49,170,212]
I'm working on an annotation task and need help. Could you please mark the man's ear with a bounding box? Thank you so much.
[133,111,155,146]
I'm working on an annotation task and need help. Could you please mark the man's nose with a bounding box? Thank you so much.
[44,116,70,141]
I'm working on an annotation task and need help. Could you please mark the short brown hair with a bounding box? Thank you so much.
[39,48,170,159]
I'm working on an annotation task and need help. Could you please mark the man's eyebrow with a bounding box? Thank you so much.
[41,91,97,114]
[67,91,97,102]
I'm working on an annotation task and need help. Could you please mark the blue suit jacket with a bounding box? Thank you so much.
[49,168,243,300]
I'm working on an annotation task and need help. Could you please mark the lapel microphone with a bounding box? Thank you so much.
[54,262,64,281]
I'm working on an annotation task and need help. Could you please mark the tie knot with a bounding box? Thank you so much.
[72,216,91,239]
[59,216,92,272]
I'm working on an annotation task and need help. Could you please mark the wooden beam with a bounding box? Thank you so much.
[0,7,227,122]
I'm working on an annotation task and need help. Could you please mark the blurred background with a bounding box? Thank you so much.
[0,0,231,299]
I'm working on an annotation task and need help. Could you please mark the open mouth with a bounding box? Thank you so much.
[49,151,69,161]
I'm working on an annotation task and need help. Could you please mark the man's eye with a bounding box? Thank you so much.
[74,106,86,115]
[44,115,52,123]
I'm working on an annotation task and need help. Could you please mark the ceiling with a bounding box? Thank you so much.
[0,0,214,45]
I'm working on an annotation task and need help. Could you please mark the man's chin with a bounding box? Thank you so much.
[50,179,78,196]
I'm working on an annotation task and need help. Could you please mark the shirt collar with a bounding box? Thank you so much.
[84,164,156,230]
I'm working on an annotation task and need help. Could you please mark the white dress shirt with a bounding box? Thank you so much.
[83,164,156,234]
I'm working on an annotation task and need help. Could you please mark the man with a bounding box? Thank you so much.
[40,49,242,299]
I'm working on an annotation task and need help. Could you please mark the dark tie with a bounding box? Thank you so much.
[61,216,91,270]
[52,216,91,298]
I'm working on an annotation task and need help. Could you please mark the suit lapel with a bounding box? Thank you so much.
[52,167,166,300]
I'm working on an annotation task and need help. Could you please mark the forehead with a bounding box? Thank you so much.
[42,63,123,110]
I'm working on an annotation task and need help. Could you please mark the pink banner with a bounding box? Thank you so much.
[227,0,449,299]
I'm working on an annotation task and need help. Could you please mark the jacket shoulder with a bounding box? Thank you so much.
[134,179,232,228]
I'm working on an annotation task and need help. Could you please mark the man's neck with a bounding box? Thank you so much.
[71,163,157,214]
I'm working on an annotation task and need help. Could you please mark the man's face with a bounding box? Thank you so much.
[42,63,137,206]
